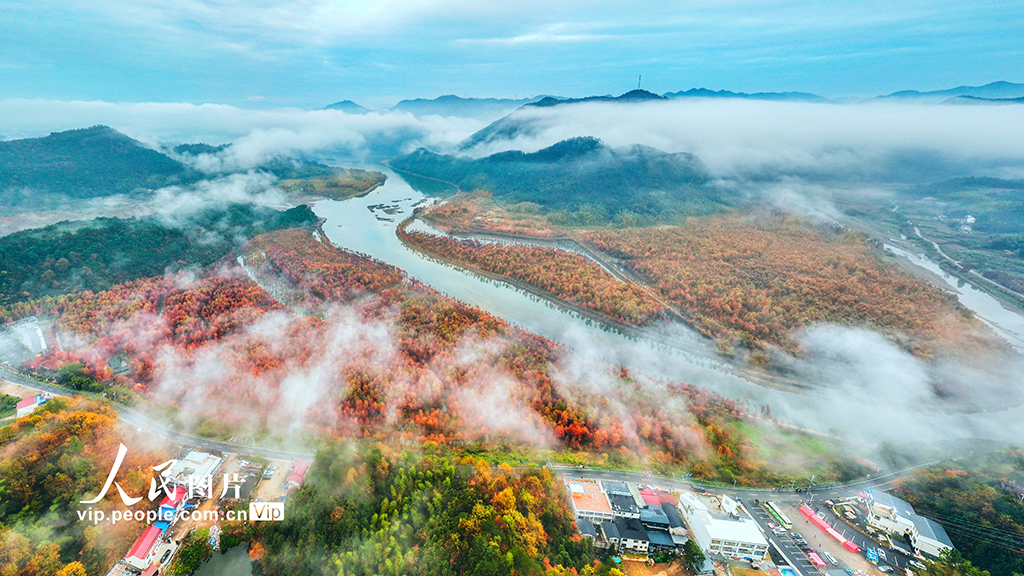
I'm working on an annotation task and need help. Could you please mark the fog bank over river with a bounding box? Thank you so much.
[313,167,1024,447]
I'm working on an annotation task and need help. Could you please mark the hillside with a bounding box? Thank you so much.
[0,203,318,306]
[0,126,191,208]
[459,90,663,150]
[390,94,544,119]
[392,136,728,220]
[323,100,369,113]
[0,397,167,576]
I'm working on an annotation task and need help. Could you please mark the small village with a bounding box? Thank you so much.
[566,476,952,576]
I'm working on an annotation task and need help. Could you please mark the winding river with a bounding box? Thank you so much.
[312,167,1024,444]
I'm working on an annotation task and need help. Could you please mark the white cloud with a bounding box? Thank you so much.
[461,98,1024,179]
[0,98,486,159]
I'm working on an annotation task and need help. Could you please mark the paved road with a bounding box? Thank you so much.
[2,369,315,461]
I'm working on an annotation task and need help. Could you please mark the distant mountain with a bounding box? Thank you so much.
[0,126,191,208]
[460,90,664,151]
[527,89,665,108]
[663,88,828,102]
[392,136,730,219]
[943,95,1024,105]
[324,100,369,113]
[390,95,549,119]
[875,81,1024,103]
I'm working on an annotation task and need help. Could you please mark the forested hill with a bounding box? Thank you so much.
[392,136,731,220]
[459,89,664,150]
[0,126,192,204]
[0,203,318,306]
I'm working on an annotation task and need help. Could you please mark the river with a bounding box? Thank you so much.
[884,243,1024,354]
[312,167,1024,444]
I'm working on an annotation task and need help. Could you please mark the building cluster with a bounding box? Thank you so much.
[105,451,224,576]
[863,491,954,558]
[566,478,766,571]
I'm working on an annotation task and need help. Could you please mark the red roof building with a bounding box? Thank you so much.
[159,486,187,508]
[125,526,162,568]
[286,459,311,488]
[638,488,661,507]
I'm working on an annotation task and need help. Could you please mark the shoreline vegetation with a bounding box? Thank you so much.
[396,214,813,392]
[278,168,387,202]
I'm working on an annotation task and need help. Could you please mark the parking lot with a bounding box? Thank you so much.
[746,504,822,575]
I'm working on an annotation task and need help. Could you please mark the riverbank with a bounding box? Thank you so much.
[396,216,813,392]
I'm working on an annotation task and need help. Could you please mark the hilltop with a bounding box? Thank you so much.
[0,126,192,207]
[390,94,549,119]
[663,87,827,102]
[323,99,369,113]
[392,136,727,220]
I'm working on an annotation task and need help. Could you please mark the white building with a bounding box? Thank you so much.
[677,493,768,558]
[162,451,223,495]
[866,492,954,558]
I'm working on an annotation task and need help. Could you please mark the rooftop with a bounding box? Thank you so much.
[640,506,670,526]
[602,480,631,495]
[614,517,649,542]
[572,490,613,514]
[678,492,767,546]
[127,526,161,561]
[913,515,955,547]
[608,492,640,515]
[16,396,37,409]
[648,529,675,548]
[577,517,597,537]
[159,486,187,508]
[870,491,917,518]
[601,521,620,540]
[661,502,686,528]
[639,488,661,507]
[163,451,222,487]
[569,479,603,492]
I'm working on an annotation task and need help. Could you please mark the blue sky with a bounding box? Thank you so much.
[1,0,1022,108]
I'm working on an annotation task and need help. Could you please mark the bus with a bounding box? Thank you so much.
[765,501,793,529]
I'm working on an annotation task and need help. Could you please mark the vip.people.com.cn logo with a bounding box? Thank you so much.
[79,443,286,523]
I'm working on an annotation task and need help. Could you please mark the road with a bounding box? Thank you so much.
[557,463,937,575]
[2,369,315,461]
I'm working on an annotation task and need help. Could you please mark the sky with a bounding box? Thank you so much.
[1,0,1023,108]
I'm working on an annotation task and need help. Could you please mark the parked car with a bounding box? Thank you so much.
[823,551,838,565]
[160,550,172,563]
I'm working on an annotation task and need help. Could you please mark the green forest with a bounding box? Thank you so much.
[896,451,1024,576]
[0,126,192,206]
[392,137,732,221]
[255,441,620,576]
[0,203,318,306]
[0,397,163,576]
